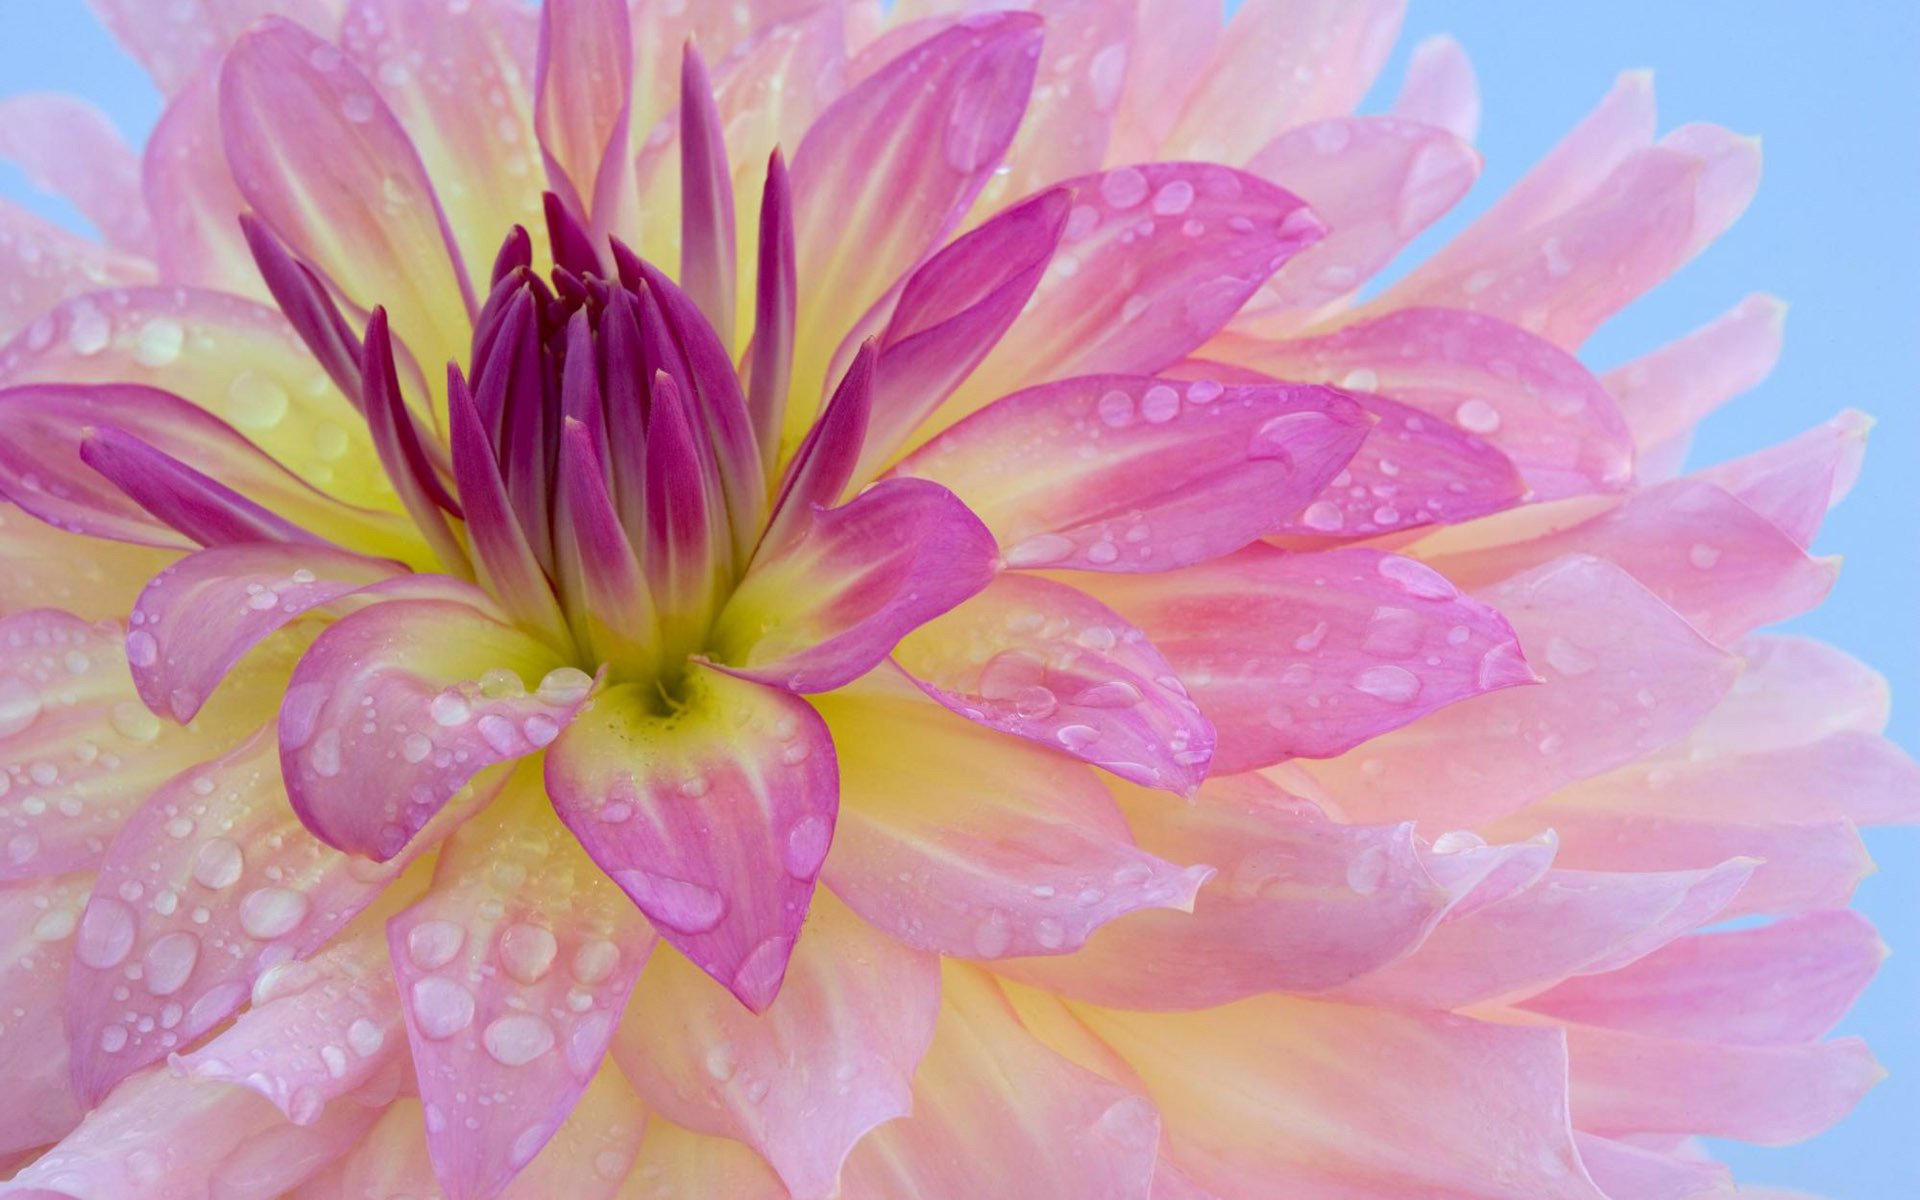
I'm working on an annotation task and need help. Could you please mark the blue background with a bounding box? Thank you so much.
[2,1,1915,1194]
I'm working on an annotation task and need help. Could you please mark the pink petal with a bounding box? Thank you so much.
[996,774,1468,1009]
[1427,478,1837,644]
[0,874,89,1155]
[341,0,545,286]
[142,76,261,296]
[615,895,939,1199]
[895,375,1365,573]
[63,726,457,1102]
[1107,0,1220,162]
[1604,294,1786,475]
[0,93,152,255]
[1237,117,1479,322]
[1524,910,1885,1046]
[1332,861,1755,1010]
[90,0,344,94]
[841,963,1162,1200]
[388,790,656,1200]
[1392,35,1480,142]
[1575,1134,1734,1200]
[127,543,405,723]
[1161,0,1404,165]
[1677,630,1890,750]
[0,381,419,559]
[786,13,1043,431]
[624,1116,789,1200]
[1084,546,1532,772]
[1308,555,1737,827]
[714,478,998,694]
[0,608,267,885]
[0,502,175,621]
[0,287,393,515]
[1695,411,1871,549]
[1566,1026,1881,1145]
[1082,998,1610,1200]
[1,1066,379,1200]
[173,934,405,1125]
[535,0,633,245]
[221,18,475,382]
[1214,306,1634,499]
[279,596,589,859]
[893,573,1216,793]
[814,675,1209,960]
[544,666,835,1011]
[0,202,152,343]
[936,163,1325,434]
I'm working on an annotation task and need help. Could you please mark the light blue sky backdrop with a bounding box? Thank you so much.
[2,1,1915,1194]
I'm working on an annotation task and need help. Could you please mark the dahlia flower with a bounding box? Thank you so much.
[0,0,1907,1197]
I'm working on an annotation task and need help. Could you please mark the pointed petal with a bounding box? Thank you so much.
[786,13,1043,441]
[1392,35,1480,141]
[715,478,997,694]
[88,0,346,94]
[841,963,1161,1200]
[897,376,1364,572]
[360,309,469,574]
[814,676,1209,960]
[554,419,657,667]
[63,725,452,1102]
[545,667,835,1012]
[1604,294,1786,473]
[0,873,89,1155]
[1574,1134,1735,1200]
[279,595,588,859]
[535,0,633,242]
[678,44,737,347]
[746,151,797,476]
[447,368,570,643]
[936,164,1324,434]
[1695,411,1870,549]
[1107,0,1220,162]
[1214,306,1634,499]
[858,188,1068,480]
[1162,0,1404,164]
[221,18,475,382]
[0,93,152,255]
[143,76,261,296]
[1084,547,1531,772]
[1081,998,1609,1200]
[389,786,656,1200]
[615,895,938,1199]
[894,573,1215,793]
[762,344,875,552]
[1308,555,1738,827]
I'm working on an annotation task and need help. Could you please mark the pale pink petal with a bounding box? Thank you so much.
[623,1116,789,1200]
[1082,998,1609,1200]
[0,502,174,621]
[0,1066,379,1200]
[1565,1026,1881,1145]
[88,0,346,94]
[221,18,475,383]
[1695,411,1870,549]
[341,0,545,285]
[0,381,421,560]
[0,287,394,515]
[1523,910,1885,1046]
[141,76,262,296]
[894,573,1215,793]
[1309,555,1738,827]
[0,608,269,885]
[1676,632,1890,753]
[995,774,1465,1009]
[1237,117,1479,322]
[0,94,152,255]
[841,963,1162,1200]
[1107,0,1220,161]
[786,13,1043,433]
[278,596,585,860]
[1161,0,1404,165]
[1084,546,1532,772]
[534,0,633,243]
[174,934,405,1125]
[0,874,89,1155]
[0,202,152,342]
[895,376,1365,573]
[1212,306,1634,499]
[1426,479,1837,644]
[544,667,835,1011]
[713,479,998,693]
[1575,1133,1735,1200]
[814,676,1209,960]
[935,164,1324,434]
[1661,122,1763,259]
[64,726,462,1101]
[1392,35,1480,142]
[1604,294,1786,475]
[127,543,404,723]
[388,790,656,1200]
[1332,861,1755,1010]
[615,895,939,1199]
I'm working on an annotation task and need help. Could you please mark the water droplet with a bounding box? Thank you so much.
[1689,543,1722,569]
[1033,918,1067,950]
[1100,167,1149,209]
[75,897,136,969]
[1352,664,1421,703]
[132,319,184,367]
[1544,636,1597,677]
[192,838,245,890]
[783,815,832,879]
[66,301,110,355]
[536,666,594,705]
[1376,555,1456,600]
[401,732,433,763]
[409,977,475,1039]
[703,1041,738,1081]
[99,1023,129,1053]
[347,1017,384,1057]
[1298,500,1344,532]
[142,931,200,996]
[0,676,40,737]
[1151,179,1195,216]
[429,690,471,726]
[1140,384,1180,423]
[973,911,1012,957]
[238,887,309,940]
[499,923,558,984]
[1056,723,1100,752]
[1013,685,1059,719]
[572,939,620,985]
[483,1013,555,1066]
[110,699,161,742]
[223,370,291,431]
[407,919,466,970]
[614,870,725,934]
[1454,398,1501,434]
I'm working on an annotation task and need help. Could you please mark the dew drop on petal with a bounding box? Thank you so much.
[1352,664,1422,703]
[483,1013,555,1066]
[783,814,832,879]
[191,838,245,890]
[499,923,558,984]
[75,897,136,969]
[409,977,476,1040]
[406,919,466,970]
[238,887,309,940]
